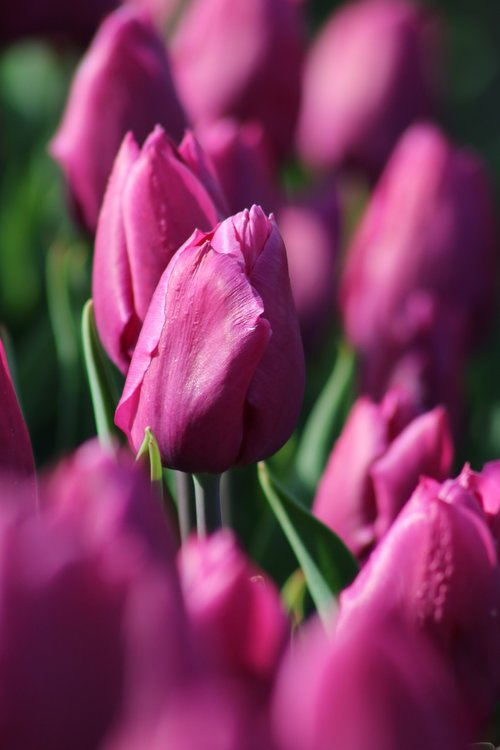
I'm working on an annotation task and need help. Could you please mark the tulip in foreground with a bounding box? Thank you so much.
[50,7,187,232]
[115,205,304,473]
[93,126,224,373]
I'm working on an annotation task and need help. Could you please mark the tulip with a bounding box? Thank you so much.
[50,7,187,232]
[115,205,304,473]
[340,123,496,413]
[178,530,288,681]
[92,126,224,373]
[0,340,35,495]
[170,0,304,161]
[336,470,500,728]
[313,389,453,559]
[196,119,280,216]
[272,616,468,750]
[296,0,439,176]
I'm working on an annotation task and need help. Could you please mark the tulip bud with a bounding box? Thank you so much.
[0,340,35,496]
[170,0,304,161]
[178,530,288,681]
[340,123,497,413]
[92,126,223,373]
[50,7,187,232]
[115,205,304,473]
[297,0,439,175]
[313,389,453,559]
[336,470,500,728]
[272,615,468,750]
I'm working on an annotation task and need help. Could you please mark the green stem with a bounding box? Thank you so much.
[176,471,196,542]
[193,473,222,537]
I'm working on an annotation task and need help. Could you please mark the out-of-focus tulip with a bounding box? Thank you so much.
[0,441,190,750]
[115,205,304,473]
[273,616,467,750]
[340,123,496,414]
[50,7,187,232]
[336,469,500,728]
[0,340,35,495]
[296,0,439,176]
[313,389,453,559]
[170,0,304,161]
[197,119,280,215]
[92,126,223,373]
[276,183,340,347]
[0,0,118,46]
[178,530,288,681]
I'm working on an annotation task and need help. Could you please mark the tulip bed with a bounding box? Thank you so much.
[2,0,500,748]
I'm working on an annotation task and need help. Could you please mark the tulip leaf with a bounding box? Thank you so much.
[295,344,355,495]
[258,462,358,626]
[81,299,120,448]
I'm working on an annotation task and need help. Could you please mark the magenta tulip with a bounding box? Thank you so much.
[313,389,453,559]
[170,0,304,161]
[178,530,287,681]
[336,470,500,728]
[0,341,35,496]
[50,7,187,232]
[296,0,439,175]
[115,205,304,473]
[92,126,224,373]
[273,616,467,750]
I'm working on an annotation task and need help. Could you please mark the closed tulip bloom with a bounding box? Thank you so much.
[313,389,453,559]
[178,530,288,681]
[272,617,467,750]
[336,470,500,728]
[50,7,187,232]
[0,341,35,494]
[170,0,304,161]
[115,205,304,473]
[92,126,224,373]
[297,0,439,175]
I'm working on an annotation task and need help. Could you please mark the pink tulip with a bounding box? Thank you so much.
[0,340,35,497]
[50,7,187,232]
[297,0,439,175]
[273,615,468,750]
[92,126,224,373]
[313,389,453,559]
[115,205,304,473]
[170,0,304,161]
[336,470,500,728]
[178,530,288,681]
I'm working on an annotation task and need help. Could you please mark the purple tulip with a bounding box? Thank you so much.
[170,0,304,161]
[0,341,35,497]
[273,616,467,750]
[336,469,500,728]
[340,123,496,414]
[313,388,453,559]
[296,0,439,176]
[178,530,288,682]
[115,205,304,473]
[50,7,187,232]
[92,126,224,373]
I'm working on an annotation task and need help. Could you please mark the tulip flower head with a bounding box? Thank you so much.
[115,205,304,473]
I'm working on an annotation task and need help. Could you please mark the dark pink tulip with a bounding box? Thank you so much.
[50,7,187,232]
[340,123,496,413]
[313,389,453,559]
[336,472,500,728]
[273,616,468,750]
[115,205,304,473]
[92,126,223,373]
[0,341,35,496]
[276,183,340,347]
[178,530,288,681]
[197,119,281,215]
[296,0,439,175]
[170,0,304,161]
